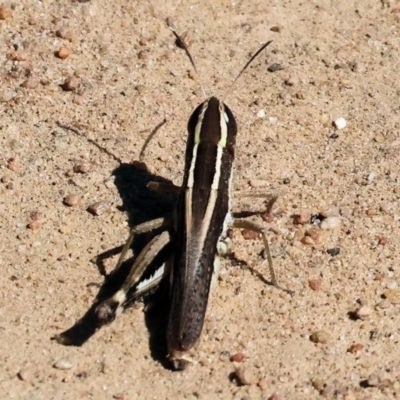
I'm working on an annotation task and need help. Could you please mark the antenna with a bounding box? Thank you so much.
[223,40,273,102]
[167,23,272,103]
[168,25,207,100]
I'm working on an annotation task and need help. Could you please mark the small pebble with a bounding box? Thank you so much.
[53,26,69,39]
[267,63,284,73]
[269,116,278,123]
[257,378,268,390]
[63,194,82,207]
[347,343,364,353]
[310,330,330,344]
[104,177,114,189]
[62,76,80,91]
[386,281,397,290]
[320,216,340,230]
[137,50,150,61]
[157,138,167,148]
[17,368,35,383]
[377,299,391,309]
[311,214,322,225]
[268,392,284,400]
[76,370,89,379]
[257,109,266,118]
[333,117,347,129]
[278,375,289,383]
[29,273,37,281]
[53,358,73,370]
[58,47,72,59]
[294,209,311,224]
[261,212,274,223]
[99,45,110,56]
[28,221,41,230]
[321,114,330,126]
[383,289,400,304]
[30,210,43,221]
[285,76,298,86]
[377,235,387,245]
[366,207,377,217]
[234,365,254,385]
[355,305,373,319]
[7,157,20,171]
[320,207,339,218]
[87,200,111,216]
[249,178,268,188]
[327,247,340,256]
[270,25,282,32]
[374,133,385,143]
[241,229,259,240]
[11,51,29,61]
[56,27,72,39]
[0,89,15,102]
[321,384,341,398]
[134,84,145,94]
[230,353,246,363]
[311,378,325,392]
[73,94,85,105]
[113,393,125,400]
[308,279,321,291]
[301,235,315,245]
[56,28,79,43]
[20,77,39,89]
[73,161,93,174]
[0,5,12,19]
[358,297,368,306]
[293,229,303,241]
[367,372,381,387]
[303,227,324,245]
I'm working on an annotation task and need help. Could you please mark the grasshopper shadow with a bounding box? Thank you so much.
[54,162,177,365]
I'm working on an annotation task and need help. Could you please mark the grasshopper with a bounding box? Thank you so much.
[94,27,281,370]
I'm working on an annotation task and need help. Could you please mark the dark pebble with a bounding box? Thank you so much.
[267,63,284,72]
[327,247,340,256]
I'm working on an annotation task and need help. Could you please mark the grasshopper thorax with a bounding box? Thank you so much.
[184,96,237,191]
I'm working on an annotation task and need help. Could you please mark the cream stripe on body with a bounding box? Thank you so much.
[184,99,230,281]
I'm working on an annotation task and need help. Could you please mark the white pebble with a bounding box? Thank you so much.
[257,109,266,118]
[386,281,398,290]
[54,358,73,370]
[333,117,347,129]
[0,89,15,102]
[320,216,340,230]
[377,299,391,309]
[249,179,268,188]
[320,207,339,218]
[269,116,278,123]
[356,305,373,319]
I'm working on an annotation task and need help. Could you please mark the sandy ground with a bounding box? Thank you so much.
[1,0,400,399]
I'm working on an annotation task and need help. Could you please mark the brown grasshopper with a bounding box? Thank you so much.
[94,27,281,370]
